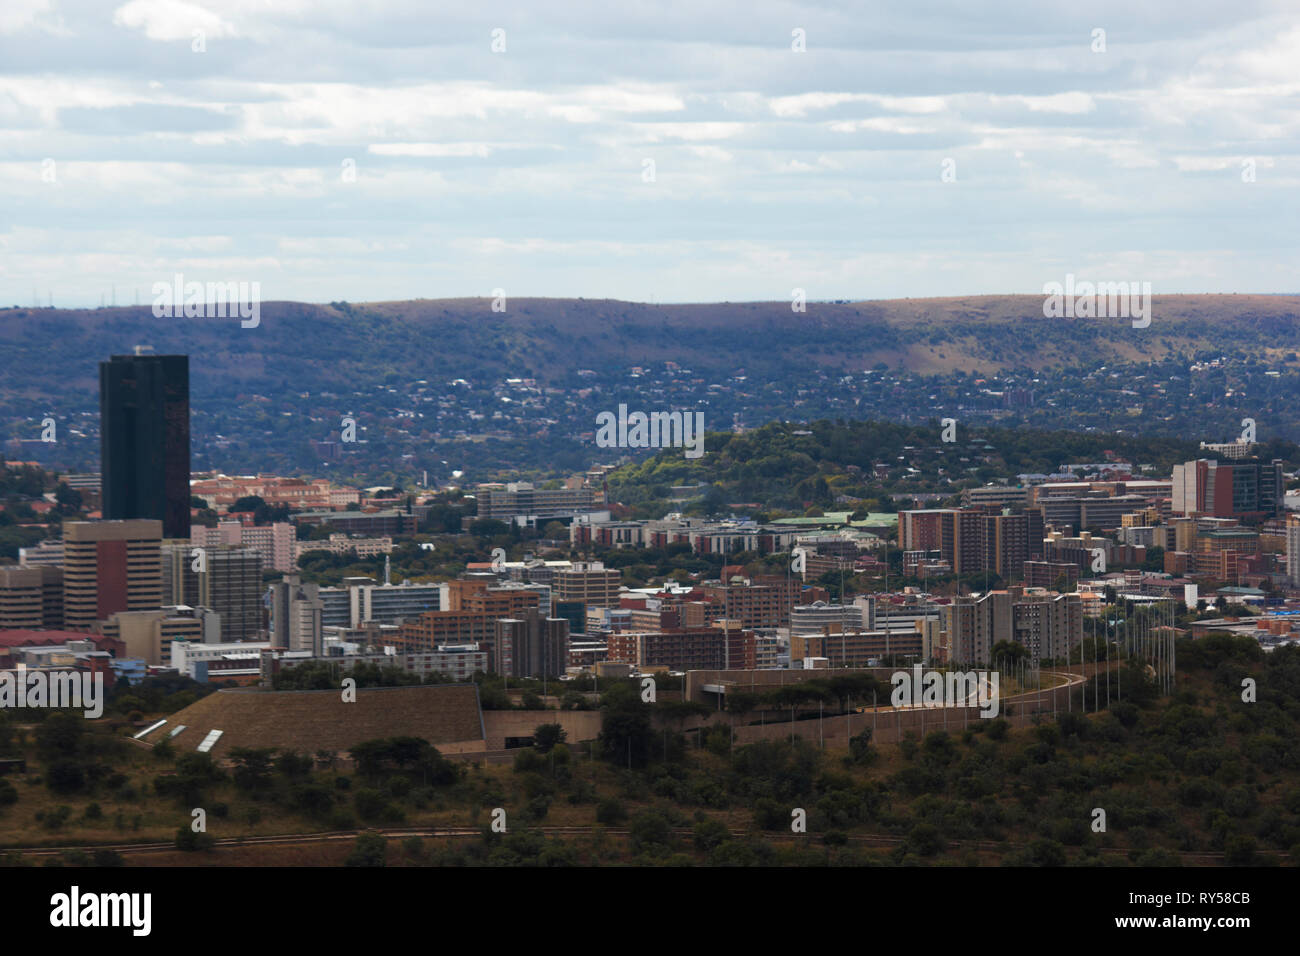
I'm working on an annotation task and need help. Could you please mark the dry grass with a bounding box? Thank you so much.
[159,683,484,758]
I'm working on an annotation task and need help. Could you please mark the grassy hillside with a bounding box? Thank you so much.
[2,638,1299,867]
[4,294,1300,397]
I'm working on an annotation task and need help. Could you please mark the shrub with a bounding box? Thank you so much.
[291,783,336,819]
[1224,835,1257,866]
[41,806,72,830]
[628,810,673,854]
[848,730,877,765]
[595,798,627,825]
[906,822,945,857]
[525,794,552,822]
[1028,839,1066,867]
[345,832,387,867]
[174,826,215,852]
[45,760,87,795]
[1223,786,1258,819]
[513,748,546,774]
[704,725,731,756]
[752,798,787,831]
[693,817,729,852]
[330,810,357,830]
[354,788,387,821]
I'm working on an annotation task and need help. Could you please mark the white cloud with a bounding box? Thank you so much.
[369,142,494,158]
[0,0,58,35]
[113,0,239,41]
[1,2,1296,303]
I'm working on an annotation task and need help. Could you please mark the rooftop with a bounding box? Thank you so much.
[152,683,485,757]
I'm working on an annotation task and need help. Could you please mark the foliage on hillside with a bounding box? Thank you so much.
[606,419,1239,514]
[3,638,1299,866]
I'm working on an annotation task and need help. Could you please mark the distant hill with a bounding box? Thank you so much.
[3,294,1299,482]
[5,293,1300,390]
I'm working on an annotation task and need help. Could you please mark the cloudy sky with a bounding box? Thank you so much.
[1,0,1297,307]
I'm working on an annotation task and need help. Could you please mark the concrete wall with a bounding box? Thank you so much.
[482,710,603,750]
[481,664,1120,755]
[673,668,1107,749]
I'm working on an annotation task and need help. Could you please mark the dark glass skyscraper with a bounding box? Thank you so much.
[100,354,191,539]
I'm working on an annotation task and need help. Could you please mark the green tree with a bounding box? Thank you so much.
[35,712,84,759]
[694,817,730,852]
[628,810,673,854]
[598,683,653,767]
[345,832,388,867]
[228,748,276,791]
[174,826,216,852]
[596,798,627,825]
[532,723,567,754]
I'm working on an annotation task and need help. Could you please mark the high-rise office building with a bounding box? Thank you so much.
[393,580,540,660]
[162,543,263,642]
[1172,458,1286,521]
[606,626,756,672]
[943,588,1082,665]
[269,574,324,655]
[62,520,163,630]
[100,354,191,539]
[476,483,596,522]
[201,546,263,642]
[0,566,63,628]
[900,507,1045,580]
[351,580,442,627]
[495,608,569,678]
[552,562,622,609]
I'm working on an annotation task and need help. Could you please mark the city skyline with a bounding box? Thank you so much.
[3,0,1299,888]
